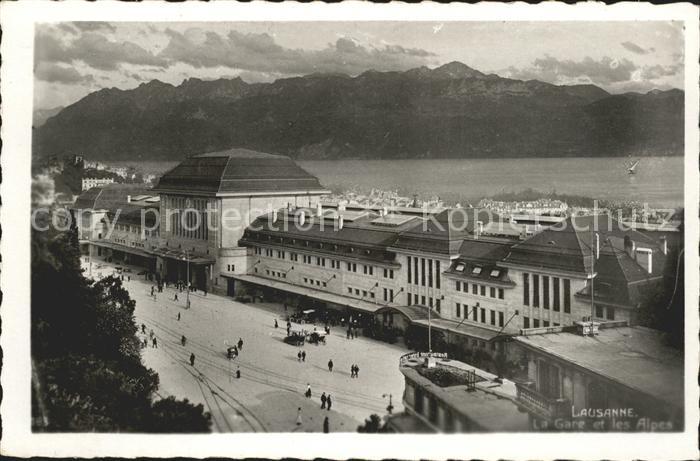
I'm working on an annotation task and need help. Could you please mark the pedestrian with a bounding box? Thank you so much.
[323,416,329,433]
[151,286,154,296]
[128,275,131,282]
[152,337,158,348]
[321,392,327,409]
[350,364,355,378]
[174,293,179,302]
[149,329,155,339]
[181,335,187,346]
[346,329,350,339]
[227,347,233,360]
[177,312,181,321]
[274,319,278,328]
[238,338,243,350]
[328,359,333,372]
[301,350,306,362]
[326,395,332,411]
[355,364,359,378]
[141,323,146,334]
[305,384,312,398]
[236,366,241,379]
[189,353,195,366]
[287,326,291,337]
[296,407,302,426]
[142,338,148,348]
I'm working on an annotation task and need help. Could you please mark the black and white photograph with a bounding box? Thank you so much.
[1,2,698,459]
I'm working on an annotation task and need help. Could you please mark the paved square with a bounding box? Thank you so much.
[84,259,408,432]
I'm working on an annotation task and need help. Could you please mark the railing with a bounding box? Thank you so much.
[515,382,569,420]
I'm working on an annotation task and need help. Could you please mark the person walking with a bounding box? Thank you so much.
[274,319,278,328]
[297,350,302,362]
[296,407,302,426]
[320,392,327,409]
[354,364,360,378]
[177,312,181,321]
[327,359,333,372]
[181,335,187,347]
[141,323,146,334]
[174,293,179,302]
[152,337,158,348]
[350,364,355,378]
[149,329,155,339]
[323,416,329,433]
[151,286,155,297]
[189,353,195,366]
[237,338,243,350]
[301,350,306,362]
[346,329,350,340]
[305,384,312,398]
[326,394,332,411]
[236,366,241,379]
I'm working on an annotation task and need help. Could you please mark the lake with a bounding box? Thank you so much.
[112,156,685,208]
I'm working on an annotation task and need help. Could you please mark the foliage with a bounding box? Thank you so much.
[357,413,389,433]
[637,241,684,350]
[32,223,211,432]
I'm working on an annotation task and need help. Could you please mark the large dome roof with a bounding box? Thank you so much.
[153,148,328,196]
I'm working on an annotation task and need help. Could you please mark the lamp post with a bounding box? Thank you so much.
[184,250,191,309]
[382,393,394,414]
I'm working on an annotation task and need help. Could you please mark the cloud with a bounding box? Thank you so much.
[71,22,117,33]
[35,62,94,84]
[621,41,654,55]
[158,28,436,76]
[506,55,638,86]
[640,64,681,80]
[35,30,167,71]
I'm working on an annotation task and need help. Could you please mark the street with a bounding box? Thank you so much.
[84,259,407,432]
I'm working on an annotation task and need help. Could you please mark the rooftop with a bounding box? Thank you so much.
[153,147,329,196]
[514,326,683,411]
[73,183,152,211]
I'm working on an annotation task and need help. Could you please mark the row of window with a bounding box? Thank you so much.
[523,273,571,313]
[255,246,391,275]
[347,286,376,299]
[407,256,441,289]
[226,264,235,272]
[265,269,287,279]
[304,277,327,288]
[523,317,561,329]
[383,287,396,303]
[166,196,209,242]
[455,281,504,300]
[455,302,505,327]
[595,304,616,321]
[407,293,442,313]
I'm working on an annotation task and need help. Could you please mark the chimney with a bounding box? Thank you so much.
[338,215,344,230]
[382,206,388,217]
[317,202,323,216]
[298,211,306,226]
[660,236,668,255]
[271,209,278,223]
[475,220,483,239]
[127,195,131,203]
[623,235,634,258]
[636,247,653,274]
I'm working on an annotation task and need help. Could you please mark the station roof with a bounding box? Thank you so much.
[153,148,328,196]
[74,184,151,211]
[515,326,684,411]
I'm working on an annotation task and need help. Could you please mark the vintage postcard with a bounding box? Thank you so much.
[1,1,698,459]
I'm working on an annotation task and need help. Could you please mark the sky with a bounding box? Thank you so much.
[34,21,685,110]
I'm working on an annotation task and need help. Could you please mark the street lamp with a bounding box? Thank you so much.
[382,393,394,414]
[184,250,191,309]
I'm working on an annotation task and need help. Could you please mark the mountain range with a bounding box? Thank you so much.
[32,62,684,161]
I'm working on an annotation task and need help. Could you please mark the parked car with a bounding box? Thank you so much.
[284,331,305,346]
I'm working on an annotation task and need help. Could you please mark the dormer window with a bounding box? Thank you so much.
[472,266,482,275]
[490,269,500,278]
[455,262,466,272]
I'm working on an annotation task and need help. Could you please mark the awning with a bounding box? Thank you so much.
[150,247,216,264]
[414,317,499,342]
[89,240,156,260]
[232,274,389,314]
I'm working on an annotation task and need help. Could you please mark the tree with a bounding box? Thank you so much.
[357,413,388,433]
[32,224,211,432]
